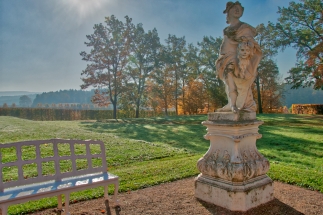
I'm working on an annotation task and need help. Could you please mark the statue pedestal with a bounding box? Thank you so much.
[195,112,274,211]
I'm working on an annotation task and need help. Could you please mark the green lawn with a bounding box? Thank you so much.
[0,114,322,214]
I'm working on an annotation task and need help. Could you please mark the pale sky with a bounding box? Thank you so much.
[0,0,296,93]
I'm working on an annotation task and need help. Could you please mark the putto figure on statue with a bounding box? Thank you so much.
[215,1,262,113]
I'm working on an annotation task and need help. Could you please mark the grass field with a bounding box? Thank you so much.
[0,114,322,214]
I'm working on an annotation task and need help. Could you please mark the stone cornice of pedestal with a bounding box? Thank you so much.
[208,111,257,122]
[196,173,273,192]
[202,120,263,142]
[202,120,263,127]
[204,132,262,142]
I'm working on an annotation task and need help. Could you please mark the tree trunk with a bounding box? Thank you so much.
[113,103,117,119]
[112,94,117,119]
[136,76,142,118]
[164,98,168,116]
[182,79,185,115]
[256,75,263,114]
[175,72,178,115]
[135,99,140,118]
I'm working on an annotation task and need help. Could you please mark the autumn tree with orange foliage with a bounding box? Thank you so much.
[254,59,284,113]
[197,36,227,110]
[255,23,279,113]
[306,41,323,89]
[80,15,252,116]
[80,15,132,119]
[181,78,207,115]
[147,43,179,116]
[180,43,200,114]
[270,0,323,90]
[164,35,187,115]
[147,66,176,116]
[126,23,161,118]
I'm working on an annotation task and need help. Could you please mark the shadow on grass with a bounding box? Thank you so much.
[80,114,323,166]
[258,114,323,127]
[81,120,209,153]
[258,125,323,161]
[96,114,208,125]
[198,198,304,215]
[81,114,323,161]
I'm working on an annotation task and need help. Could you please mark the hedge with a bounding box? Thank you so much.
[0,108,175,121]
[291,104,323,114]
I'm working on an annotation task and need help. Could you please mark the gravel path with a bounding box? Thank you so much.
[28,177,323,215]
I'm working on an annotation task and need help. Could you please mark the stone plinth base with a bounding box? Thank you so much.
[195,174,274,211]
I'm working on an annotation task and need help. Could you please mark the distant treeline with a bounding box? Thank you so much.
[0,108,175,121]
[2,86,323,110]
[26,86,323,109]
[31,89,95,107]
[0,95,37,106]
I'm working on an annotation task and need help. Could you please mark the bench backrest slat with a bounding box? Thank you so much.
[0,139,107,191]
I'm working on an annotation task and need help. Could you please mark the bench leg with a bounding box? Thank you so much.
[64,193,70,215]
[113,182,119,204]
[104,185,109,199]
[57,194,70,215]
[58,194,63,211]
[104,183,119,204]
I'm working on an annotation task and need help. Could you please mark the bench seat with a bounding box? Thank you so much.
[0,139,119,215]
[0,172,118,204]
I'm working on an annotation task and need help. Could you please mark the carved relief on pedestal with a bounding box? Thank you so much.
[197,148,269,182]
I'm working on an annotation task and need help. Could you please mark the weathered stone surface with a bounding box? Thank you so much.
[208,111,256,122]
[195,110,273,211]
[195,114,273,211]
[198,116,268,182]
[215,1,262,113]
[195,174,274,211]
[194,2,274,211]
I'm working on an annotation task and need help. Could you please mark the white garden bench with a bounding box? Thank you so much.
[0,139,119,215]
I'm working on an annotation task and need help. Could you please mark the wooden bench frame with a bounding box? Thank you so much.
[0,139,119,215]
